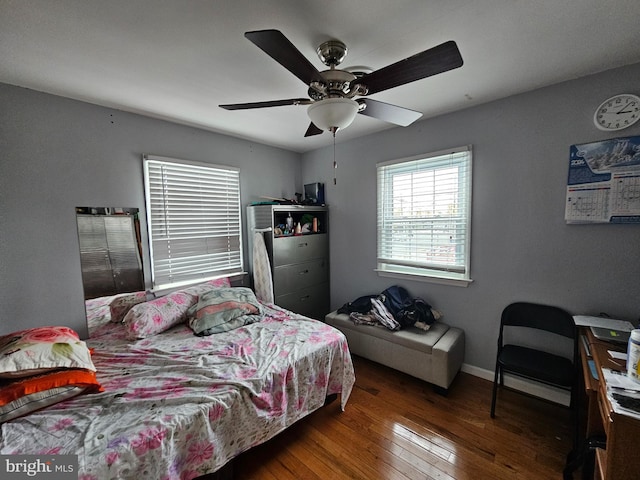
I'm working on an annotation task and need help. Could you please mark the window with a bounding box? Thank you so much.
[376,146,472,286]
[143,155,243,291]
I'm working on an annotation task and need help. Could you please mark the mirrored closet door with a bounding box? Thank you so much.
[76,207,144,300]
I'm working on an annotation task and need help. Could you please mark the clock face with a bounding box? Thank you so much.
[594,94,640,131]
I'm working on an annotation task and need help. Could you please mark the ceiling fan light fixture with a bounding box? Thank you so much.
[307,97,359,132]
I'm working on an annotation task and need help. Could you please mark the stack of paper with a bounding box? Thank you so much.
[602,368,640,420]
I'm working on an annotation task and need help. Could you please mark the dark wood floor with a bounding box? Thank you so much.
[233,355,574,480]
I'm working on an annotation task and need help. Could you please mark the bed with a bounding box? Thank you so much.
[0,285,355,480]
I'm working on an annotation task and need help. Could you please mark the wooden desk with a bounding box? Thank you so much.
[579,328,640,480]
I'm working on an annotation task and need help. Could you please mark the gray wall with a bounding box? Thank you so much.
[1,62,639,373]
[301,62,640,373]
[0,84,301,338]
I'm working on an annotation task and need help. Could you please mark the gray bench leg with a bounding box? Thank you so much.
[433,384,449,396]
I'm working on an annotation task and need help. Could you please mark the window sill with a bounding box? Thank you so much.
[151,271,247,295]
[375,269,473,288]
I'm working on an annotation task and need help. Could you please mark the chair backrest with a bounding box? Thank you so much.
[500,302,576,340]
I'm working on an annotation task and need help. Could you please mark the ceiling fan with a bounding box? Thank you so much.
[220,29,463,137]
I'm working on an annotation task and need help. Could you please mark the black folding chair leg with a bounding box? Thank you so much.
[490,365,500,418]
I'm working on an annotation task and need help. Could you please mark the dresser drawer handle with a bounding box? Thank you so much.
[300,295,310,301]
[299,269,309,275]
[297,242,308,248]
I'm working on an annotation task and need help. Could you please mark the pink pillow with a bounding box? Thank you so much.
[109,291,147,323]
[182,277,231,297]
[0,326,96,379]
[123,290,197,339]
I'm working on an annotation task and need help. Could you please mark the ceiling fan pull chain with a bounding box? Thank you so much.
[332,128,337,185]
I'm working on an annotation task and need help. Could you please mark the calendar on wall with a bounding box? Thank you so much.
[565,136,640,224]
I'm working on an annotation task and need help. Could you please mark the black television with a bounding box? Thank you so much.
[304,182,325,205]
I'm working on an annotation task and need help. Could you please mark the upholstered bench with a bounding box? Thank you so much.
[325,311,465,392]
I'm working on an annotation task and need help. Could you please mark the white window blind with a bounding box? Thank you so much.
[143,155,243,290]
[377,146,472,283]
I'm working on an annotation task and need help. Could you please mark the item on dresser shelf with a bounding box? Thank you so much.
[304,182,325,205]
[300,213,314,225]
[628,329,640,383]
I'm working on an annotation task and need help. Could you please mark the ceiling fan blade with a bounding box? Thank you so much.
[245,29,323,85]
[304,122,324,137]
[353,41,463,95]
[220,98,312,110]
[357,99,423,126]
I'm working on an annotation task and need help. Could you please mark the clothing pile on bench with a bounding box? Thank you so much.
[337,285,441,332]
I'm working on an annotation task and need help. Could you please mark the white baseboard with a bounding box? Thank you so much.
[461,363,570,407]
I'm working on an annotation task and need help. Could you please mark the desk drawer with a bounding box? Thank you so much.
[273,259,328,295]
[276,283,329,320]
[597,387,612,437]
[273,234,328,265]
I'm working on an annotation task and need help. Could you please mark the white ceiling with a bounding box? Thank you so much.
[2,0,640,153]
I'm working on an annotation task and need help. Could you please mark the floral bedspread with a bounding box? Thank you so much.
[0,303,355,480]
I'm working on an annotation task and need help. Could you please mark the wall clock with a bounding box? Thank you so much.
[593,93,640,131]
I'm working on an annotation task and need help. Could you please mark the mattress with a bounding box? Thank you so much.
[0,302,355,479]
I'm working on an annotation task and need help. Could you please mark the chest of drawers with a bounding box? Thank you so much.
[247,205,329,320]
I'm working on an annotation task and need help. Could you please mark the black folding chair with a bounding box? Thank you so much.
[490,302,578,431]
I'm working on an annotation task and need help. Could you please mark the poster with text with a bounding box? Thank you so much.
[565,136,640,224]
